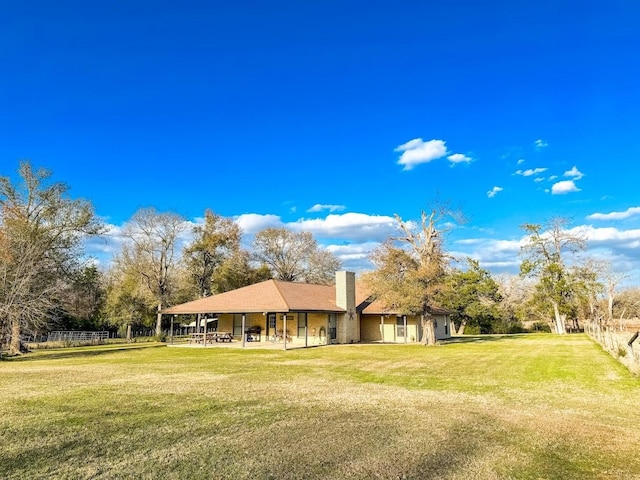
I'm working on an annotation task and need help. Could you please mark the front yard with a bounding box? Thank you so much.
[1,334,638,479]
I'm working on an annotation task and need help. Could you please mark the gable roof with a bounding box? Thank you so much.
[162,279,344,315]
[355,284,451,316]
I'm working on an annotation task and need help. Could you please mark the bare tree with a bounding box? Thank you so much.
[519,218,586,334]
[252,228,341,284]
[0,162,102,355]
[494,274,535,328]
[119,208,186,337]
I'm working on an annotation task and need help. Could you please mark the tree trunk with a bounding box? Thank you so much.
[126,324,132,342]
[608,294,614,325]
[155,303,163,338]
[420,314,437,345]
[9,317,22,356]
[552,301,566,334]
[457,319,467,335]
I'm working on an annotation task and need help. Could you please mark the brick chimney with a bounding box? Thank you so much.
[335,271,358,343]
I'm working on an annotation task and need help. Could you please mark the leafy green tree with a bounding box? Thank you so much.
[103,265,153,340]
[0,162,102,354]
[520,218,586,334]
[252,228,341,284]
[183,209,241,297]
[443,258,503,334]
[211,251,272,292]
[58,264,107,330]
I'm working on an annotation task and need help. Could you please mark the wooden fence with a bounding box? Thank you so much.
[584,322,640,374]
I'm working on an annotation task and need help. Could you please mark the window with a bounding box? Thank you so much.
[396,316,406,337]
[328,313,337,340]
[268,314,276,330]
[298,313,307,338]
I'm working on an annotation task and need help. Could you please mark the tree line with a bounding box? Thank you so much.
[1,162,637,354]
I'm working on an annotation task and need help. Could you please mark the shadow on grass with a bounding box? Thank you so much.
[3,343,165,363]
[440,333,532,345]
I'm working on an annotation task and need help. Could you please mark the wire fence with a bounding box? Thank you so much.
[47,331,110,342]
[584,321,640,374]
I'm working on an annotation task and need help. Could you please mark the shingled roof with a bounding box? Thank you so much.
[355,285,451,316]
[162,279,344,315]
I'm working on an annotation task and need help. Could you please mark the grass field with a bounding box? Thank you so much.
[1,334,639,479]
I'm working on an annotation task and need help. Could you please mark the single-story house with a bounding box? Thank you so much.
[162,271,451,346]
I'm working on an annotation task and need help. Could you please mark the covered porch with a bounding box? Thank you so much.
[168,310,339,350]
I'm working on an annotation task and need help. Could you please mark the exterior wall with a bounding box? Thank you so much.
[360,314,453,342]
[335,271,359,344]
[213,312,332,345]
[307,312,329,345]
[360,315,418,343]
[213,313,266,339]
[433,314,451,340]
[361,315,382,342]
[214,314,233,333]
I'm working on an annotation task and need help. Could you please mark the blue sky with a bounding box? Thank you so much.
[2,1,640,282]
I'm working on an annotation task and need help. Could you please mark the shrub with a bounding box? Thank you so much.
[529,322,552,333]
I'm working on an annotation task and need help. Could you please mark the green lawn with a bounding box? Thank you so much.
[1,335,639,479]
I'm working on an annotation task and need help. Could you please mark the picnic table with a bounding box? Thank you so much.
[211,332,233,342]
[189,332,234,344]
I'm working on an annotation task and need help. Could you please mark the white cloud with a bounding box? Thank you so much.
[564,166,584,179]
[234,213,283,234]
[534,177,545,183]
[394,138,448,170]
[551,180,581,195]
[292,213,400,242]
[487,186,503,198]
[307,204,346,213]
[515,167,548,177]
[517,158,525,165]
[534,139,548,149]
[587,207,640,221]
[447,153,472,164]
[325,242,381,271]
[453,225,640,285]
[573,225,640,243]
[450,238,523,273]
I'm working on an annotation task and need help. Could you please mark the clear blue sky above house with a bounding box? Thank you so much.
[2,1,640,281]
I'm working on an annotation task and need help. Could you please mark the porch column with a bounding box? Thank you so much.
[203,315,207,347]
[241,313,246,348]
[380,315,385,343]
[404,315,407,344]
[283,314,288,350]
[326,315,330,345]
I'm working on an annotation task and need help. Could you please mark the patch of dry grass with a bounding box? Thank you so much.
[1,335,639,479]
